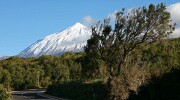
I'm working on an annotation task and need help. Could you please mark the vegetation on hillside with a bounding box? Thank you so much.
[0,52,84,90]
[0,38,179,100]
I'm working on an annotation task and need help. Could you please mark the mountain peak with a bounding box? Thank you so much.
[17,23,92,58]
[69,22,85,30]
[73,22,84,26]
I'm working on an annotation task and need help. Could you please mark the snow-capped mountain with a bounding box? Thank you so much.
[0,56,10,60]
[17,22,92,58]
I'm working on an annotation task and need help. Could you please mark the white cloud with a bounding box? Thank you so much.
[168,2,180,26]
[106,8,133,21]
[82,16,97,28]
[167,2,180,38]
[169,27,180,38]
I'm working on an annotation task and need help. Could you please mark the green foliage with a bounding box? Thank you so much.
[1,70,11,91]
[0,37,179,99]
[0,52,84,90]
[85,3,174,78]
[0,89,9,100]
[46,81,107,100]
[52,63,70,82]
[84,3,176,100]
[67,60,82,80]
[44,38,180,100]
[0,66,3,81]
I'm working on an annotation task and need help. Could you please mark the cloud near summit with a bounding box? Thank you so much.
[82,16,97,28]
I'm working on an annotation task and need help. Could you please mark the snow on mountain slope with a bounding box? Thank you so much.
[0,56,10,60]
[17,22,92,58]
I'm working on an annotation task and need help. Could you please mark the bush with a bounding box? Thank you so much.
[128,68,180,100]
[46,81,107,100]
[106,66,149,100]
[0,89,9,100]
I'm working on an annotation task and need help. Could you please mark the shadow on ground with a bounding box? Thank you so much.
[128,68,180,100]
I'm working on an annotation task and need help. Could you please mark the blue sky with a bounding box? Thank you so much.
[0,0,179,56]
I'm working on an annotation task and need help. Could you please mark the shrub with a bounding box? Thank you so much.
[0,89,9,100]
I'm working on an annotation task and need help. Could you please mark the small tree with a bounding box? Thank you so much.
[85,3,175,99]
[1,70,11,91]
[52,63,70,83]
[0,89,10,100]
